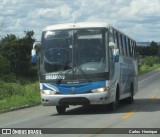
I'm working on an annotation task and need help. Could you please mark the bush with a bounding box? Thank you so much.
[139,56,160,74]
[139,64,149,74]
[142,56,160,67]
[0,82,40,111]
[0,82,24,100]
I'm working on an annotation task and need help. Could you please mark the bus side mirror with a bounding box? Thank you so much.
[31,42,41,64]
[113,48,119,62]
[109,42,119,62]
[31,49,37,63]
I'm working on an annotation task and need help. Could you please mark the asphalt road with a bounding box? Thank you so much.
[0,68,160,137]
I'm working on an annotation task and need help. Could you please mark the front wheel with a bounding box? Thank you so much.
[56,106,66,114]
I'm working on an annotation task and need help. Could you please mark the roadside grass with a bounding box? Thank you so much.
[139,64,160,75]
[0,82,41,112]
[138,56,160,75]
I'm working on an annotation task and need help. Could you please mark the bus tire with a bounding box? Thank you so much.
[56,106,66,114]
[126,84,134,103]
[110,86,119,111]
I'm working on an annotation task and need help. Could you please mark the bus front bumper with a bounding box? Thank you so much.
[41,92,110,106]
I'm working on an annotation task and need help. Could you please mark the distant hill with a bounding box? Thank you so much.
[137,42,160,46]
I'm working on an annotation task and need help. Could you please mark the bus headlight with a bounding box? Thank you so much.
[91,87,110,93]
[41,90,57,95]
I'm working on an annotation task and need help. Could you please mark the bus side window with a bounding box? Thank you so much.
[133,42,136,58]
[120,34,124,55]
[118,33,122,55]
[113,30,116,43]
[125,37,129,57]
[135,42,137,58]
[123,36,128,56]
[130,40,133,57]
[132,41,134,58]
[115,31,119,49]
[109,28,114,42]
[128,39,131,57]
[122,35,126,56]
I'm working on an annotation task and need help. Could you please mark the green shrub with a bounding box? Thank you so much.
[0,83,24,100]
[139,64,149,74]
[0,82,40,111]
[139,56,160,74]
[142,56,160,67]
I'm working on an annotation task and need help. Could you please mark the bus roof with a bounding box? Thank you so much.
[43,22,136,42]
[43,22,110,31]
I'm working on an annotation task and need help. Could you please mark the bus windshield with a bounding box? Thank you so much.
[41,28,108,82]
[42,30,72,72]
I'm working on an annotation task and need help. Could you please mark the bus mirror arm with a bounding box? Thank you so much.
[109,42,116,48]
[31,42,41,63]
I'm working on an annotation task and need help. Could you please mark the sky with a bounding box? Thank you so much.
[0,0,160,42]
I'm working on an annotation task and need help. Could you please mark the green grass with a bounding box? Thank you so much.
[139,64,160,75]
[138,56,160,75]
[0,82,41,112]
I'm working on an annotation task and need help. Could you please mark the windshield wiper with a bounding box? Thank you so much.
[75,65,92,83]
[56,52,70,84]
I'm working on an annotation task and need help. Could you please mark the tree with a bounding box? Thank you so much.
[0,55,10,76]
[149,41,159,56]
[136,41,160,56]
[0,31,36,77]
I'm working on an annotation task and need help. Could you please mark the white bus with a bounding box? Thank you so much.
[32,22,138,114]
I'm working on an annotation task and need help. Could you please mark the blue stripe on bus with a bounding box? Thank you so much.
[42,81,106,94]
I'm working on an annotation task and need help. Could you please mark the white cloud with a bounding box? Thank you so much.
[0,0,160,41]
[34,4,72,20]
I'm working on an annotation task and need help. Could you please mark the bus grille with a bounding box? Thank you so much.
[59,97,90,105]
